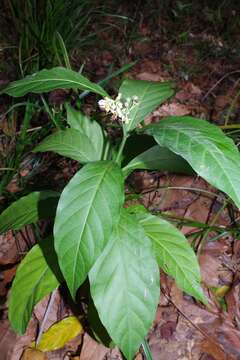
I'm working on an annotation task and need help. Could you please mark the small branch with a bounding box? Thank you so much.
[36,288,58,347]
[202,70,240,101]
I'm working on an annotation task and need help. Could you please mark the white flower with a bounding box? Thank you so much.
[98,93,139,125]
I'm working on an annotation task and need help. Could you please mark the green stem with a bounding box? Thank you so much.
[220,124,240,130]
[115,134,128,165]
[141,339,153,360]
[41,95,60,129]
[103,140,110,161]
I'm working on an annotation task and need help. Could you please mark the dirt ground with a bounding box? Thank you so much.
[1,1,240,359]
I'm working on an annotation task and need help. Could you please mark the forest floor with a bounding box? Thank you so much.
[1,1,240,359]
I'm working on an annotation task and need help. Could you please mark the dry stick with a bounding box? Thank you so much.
[224,85,240,126]
[16,126,42,135]
[202,70,240,101]
[141,185,218,199]
[36,288,58,347]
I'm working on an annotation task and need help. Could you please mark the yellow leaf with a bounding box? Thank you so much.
[32,316,83,352]
[214,285,230,298]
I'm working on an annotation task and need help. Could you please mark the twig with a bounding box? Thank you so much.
[36,288,58,347]
[202,70,240,101]
[16,126,42,135]
[141,185,220,200]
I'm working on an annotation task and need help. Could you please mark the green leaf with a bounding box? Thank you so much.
[0,191,59,234]
[138,213,206,303]
[125,203,149,215]
[89,209,159,360]
[8,238,61,334]
[66,104,104,156]
[123,145,193,177]
[144,116,240,208]
[119,79,174,132]
[1,67,108,97]
[54,161,124,298]
[34,128,101,162]
[88,298,112,347]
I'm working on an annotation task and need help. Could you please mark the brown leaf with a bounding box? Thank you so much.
[152,102,191,117]
[0,227,35,265]
[201,339,226,360]
[11,317,38,360]
[0,265,17,297]
[200,239,233,288]
[136,72,164,82]
[80,334,122,360]
[0,320,17,360]
[79,333,109,360]
[160,321,177,340]
[180,299,240,360]
[214,95,230,110]
[21,348,48,360]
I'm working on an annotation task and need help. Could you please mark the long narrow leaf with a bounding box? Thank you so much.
[1,67,108,97]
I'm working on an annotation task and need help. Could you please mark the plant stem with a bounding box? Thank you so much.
[115,134,128,165]
[41,95,61,129]
[220,124,240,130]
[141,339,153,360]
[103,140,110,160]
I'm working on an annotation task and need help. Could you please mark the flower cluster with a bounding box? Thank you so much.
[98,93,139,124]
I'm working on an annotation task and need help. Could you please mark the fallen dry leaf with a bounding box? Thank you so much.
[0,265,17,297]
[199,240,232,288]
[11,317,38,360]
[0,226,35,265]
[79,333,109,360]
[21,348,48,360]
[0,320,17,360]
[79,333,122,360]
[136,72,165,82]
[200,338,227,360]
[151,102,191,117]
